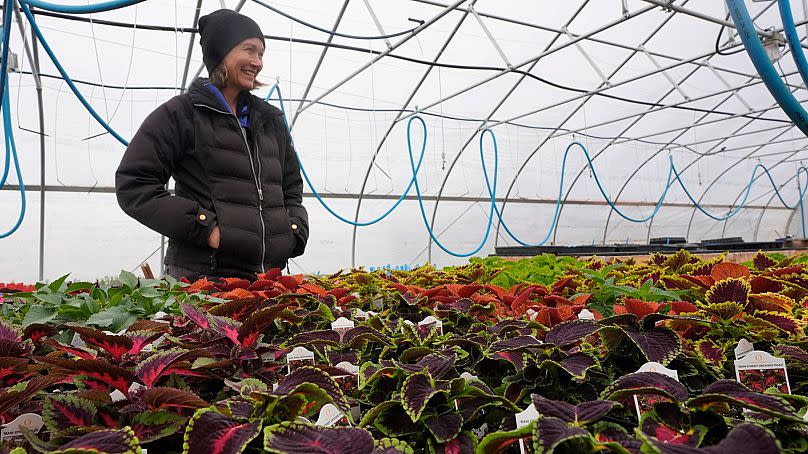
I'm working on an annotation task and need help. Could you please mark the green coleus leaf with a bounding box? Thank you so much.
[401,372,450,422]
[131,410,187,443]
[688,380,805,423]
[373,438,414,454]
[477,421,535,454]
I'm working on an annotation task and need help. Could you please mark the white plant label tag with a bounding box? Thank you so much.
[418,316,443,336]
[354,309,377,322]
[334,362,361,420]
[578,309,595,320]
[734,350,791,394]
[316,403,348,427]
[70,332,87,349]
[110,382,147,403]
[331,317,355,342]
[286,346,315,374]
[634,362,679,419]
[1,413,43,441]
[515,403,539,454]
[734,338,754,360]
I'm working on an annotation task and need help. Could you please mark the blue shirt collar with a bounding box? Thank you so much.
[204,82,250,129]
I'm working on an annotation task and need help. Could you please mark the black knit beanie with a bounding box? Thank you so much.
[198,9,265,74]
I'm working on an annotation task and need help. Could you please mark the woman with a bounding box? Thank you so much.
[116,9,308,281]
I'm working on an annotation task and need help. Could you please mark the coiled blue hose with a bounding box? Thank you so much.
[778,0,808,90]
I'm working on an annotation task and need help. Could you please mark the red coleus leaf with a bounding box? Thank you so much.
[184,277,216,293]
[238,302,293,348]
[710,262,751,281]
[748,293,794,312]
[44,338,97,360]
[136,348,203,388]
[68,325,133,362]
[668,301,698,315]
[218,288,255,300]
[208,297,265,322]
[43,395,96,432]
[23,323,58,343]
[615,299,662,319]
[276,274,304,291]
[128,331,166,356]
[678,274,714,290]
[0,357,29,380]
[181,303,211,330]
[297,283,327,296]
[37,357,134,397]
[256,268,283,281]
[216,278,251,291]
[247,279,275,291]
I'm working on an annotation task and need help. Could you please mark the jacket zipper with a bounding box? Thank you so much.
[194,103,266,272]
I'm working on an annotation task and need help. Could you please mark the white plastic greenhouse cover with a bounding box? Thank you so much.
[1,0,808,281]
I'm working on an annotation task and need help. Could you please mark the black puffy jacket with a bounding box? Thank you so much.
[115,78,308,279]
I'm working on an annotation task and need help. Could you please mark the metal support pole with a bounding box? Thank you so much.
[31,8,45,281]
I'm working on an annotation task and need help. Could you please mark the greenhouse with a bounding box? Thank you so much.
[1,0,808,453]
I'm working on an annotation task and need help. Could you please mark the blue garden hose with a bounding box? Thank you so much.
[727,0,808,137]
[20,3,129,145]
[18,0,144,14]
[0,75,26,238]
[778,0,808,91]
[0,0,14,111]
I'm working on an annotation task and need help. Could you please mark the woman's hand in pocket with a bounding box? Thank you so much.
[208,225,221,249]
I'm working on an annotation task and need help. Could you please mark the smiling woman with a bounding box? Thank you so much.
[114,9,309,282]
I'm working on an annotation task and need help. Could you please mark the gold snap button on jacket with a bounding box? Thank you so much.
[199,214,207,221]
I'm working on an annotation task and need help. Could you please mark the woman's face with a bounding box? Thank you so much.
[223,37,264,91]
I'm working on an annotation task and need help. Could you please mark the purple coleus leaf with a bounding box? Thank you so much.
[127,330,166,356]
[638,422,780,454]
[210,315,242,345]
[532,395,618,425]
[753,252,777,271]
[54,427,140,454]
[68,325,134,362]
[131,410,187,444]
[43,394,96,433]
[491,351,525,371]
[601,372,689,402]
[601,326,681,366]
[486,319,531,336]
[694,339,725,367]
[184,409,261,454]
[689,380,802,422]
[440,432,477,454]
[489,335,545,353]
[545,320,601,346]
[424,413,463,443]
[396,353,455,379]
[286,330,341,348]
[142,387,208,412]
[136,348,203,388]
[343,326,393,347]
[773,345,808,363]
[753,311,802,334]
[401,371,451,422]
[641,418,701,447]
[534,417,593,452]
[706,278,750,306]
[275,366,350,416]
[263,421,375,454]
[541,352,598,379]
[208,296,266,321]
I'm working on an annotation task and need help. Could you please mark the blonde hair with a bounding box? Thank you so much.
[210,62,266,90]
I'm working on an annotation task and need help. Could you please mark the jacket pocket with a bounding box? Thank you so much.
[213,201,263,265]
